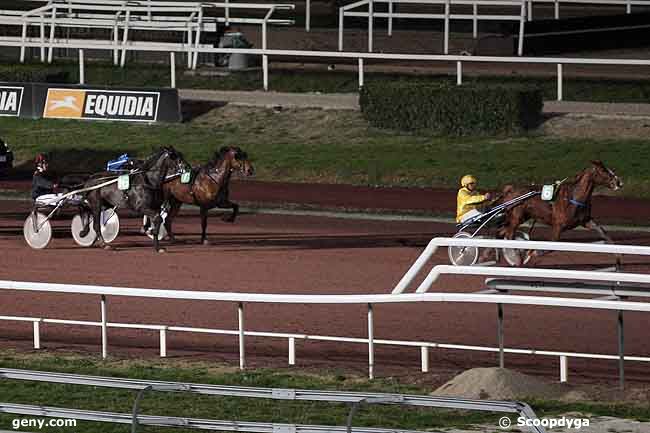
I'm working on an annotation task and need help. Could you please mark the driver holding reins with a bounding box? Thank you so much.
[456,174,492,223]
[32,153,58,201]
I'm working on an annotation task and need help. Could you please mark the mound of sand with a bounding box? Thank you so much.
[432,368,565,400]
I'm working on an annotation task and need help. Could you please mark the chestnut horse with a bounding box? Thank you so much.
[159,146,254,244]
[499,161,623,253]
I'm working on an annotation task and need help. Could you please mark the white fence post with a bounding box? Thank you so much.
[557,63,563,101]
[20,23,27,63]
[527,0,532,21]
[289,337,296,365]
[33,320,41,349]
[48,6,57,64]
[358,58,364,88]
[306,0,311,31]
[170,52,176,88]
[518,2,525,56]
[263,55,269,91]
[472,4,478,38]
[338,8,344,51]
[368,0,374,52]
[388,0,393,36]
[40,18,45,62]
[368,303,374,379]
[160,327,167,358]
[79,49,85,85]
[238,302,245,370]
[554,0,559,19]
[444,0,450,54]
[456,61,462,85]
[420,346,429,372]
[101,295,107,360]
[559,355,568,382]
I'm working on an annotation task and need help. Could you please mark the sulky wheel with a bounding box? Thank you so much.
[24,212,52,249]
[502,231,532,266]
[448,231,479,266]
[71,212,97,247]
[100,209,120,244]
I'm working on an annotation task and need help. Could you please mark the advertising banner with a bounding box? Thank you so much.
[0,82,180,123]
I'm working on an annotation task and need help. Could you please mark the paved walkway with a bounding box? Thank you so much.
[180,89,650,116]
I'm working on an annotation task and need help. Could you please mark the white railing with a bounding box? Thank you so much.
[526,0,650,21]
[3,36,650,98]
[339,0,526,55]
[393,237,650,294]
[1,278,650,384]
[1,0,294,68]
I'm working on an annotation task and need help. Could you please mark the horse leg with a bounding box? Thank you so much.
[164,200,182,243]
[92,202,110,250]
[220,200,239,223]
[200,207,209,245]
[585,219,614,243]
[148,212,165,253]
[585,219,621,270]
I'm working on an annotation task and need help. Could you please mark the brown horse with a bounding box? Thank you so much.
[499,160,623,252]
[159,146,254,244]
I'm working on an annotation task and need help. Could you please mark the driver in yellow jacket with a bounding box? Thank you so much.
[456,174,492,223]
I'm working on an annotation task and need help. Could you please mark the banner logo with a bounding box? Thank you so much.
[0,86,23,116]
[44,89,160,122]
[44,89,84,119]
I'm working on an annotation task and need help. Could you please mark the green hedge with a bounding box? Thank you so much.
[0,65,71,84]
[359,81,543,135]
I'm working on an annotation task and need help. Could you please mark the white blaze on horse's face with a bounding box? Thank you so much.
[606,167,623,190]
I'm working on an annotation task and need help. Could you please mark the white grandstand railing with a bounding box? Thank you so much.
[525,0,650,21]
[338,0,526,55]
[392,237,650,294]
[1,0,294,68]
[1,278,650,385]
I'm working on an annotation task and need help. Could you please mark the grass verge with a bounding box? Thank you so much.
[0,350,649,433]
[1,105,648,198]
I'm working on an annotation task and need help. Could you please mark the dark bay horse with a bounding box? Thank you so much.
[159,146,254,244]
[82,146,188,252]
[498,161,623,259]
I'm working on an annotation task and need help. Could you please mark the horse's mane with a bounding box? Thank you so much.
[206,146,248,169]
[140,146,181,171]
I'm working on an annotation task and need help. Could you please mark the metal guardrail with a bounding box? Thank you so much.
[0,368,547,433]
[1,277,650,385]
[392,237,650,294]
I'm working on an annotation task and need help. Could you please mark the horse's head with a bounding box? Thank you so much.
[217,146,254,176]
[143,146,189,184]
[591,160,623,190]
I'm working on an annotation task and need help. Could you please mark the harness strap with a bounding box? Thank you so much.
[569,198,587,208]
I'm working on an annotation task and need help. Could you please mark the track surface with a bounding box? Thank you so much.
[2,196,650,386]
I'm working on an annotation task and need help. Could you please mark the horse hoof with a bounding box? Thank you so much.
[103,244,113,251]
[157,248,167,254]
[202,239,210,246]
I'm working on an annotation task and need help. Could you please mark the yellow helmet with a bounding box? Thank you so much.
[460,175,477,188]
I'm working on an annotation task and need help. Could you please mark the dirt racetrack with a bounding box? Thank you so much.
[2,193,650,387]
